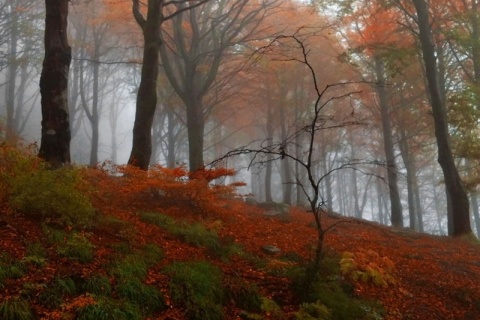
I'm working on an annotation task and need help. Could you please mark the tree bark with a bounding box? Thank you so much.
[413,0,472,236]
[128,0,162,170]
[185,98,205,172]
[374,57,403,227]
[39,0,72,167]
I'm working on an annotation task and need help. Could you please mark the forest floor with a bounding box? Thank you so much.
[1,171,480,319]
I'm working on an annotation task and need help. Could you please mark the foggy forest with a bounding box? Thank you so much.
[1,0,480,319]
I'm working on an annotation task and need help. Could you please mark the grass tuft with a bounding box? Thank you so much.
[164,260,224,320]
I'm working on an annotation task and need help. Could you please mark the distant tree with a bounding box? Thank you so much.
[212,32,364,275]
[2,1,43,142]
[158,0,280,172]
[38,0,72,167]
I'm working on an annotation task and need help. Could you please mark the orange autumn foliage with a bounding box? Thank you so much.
[88,163,243,218]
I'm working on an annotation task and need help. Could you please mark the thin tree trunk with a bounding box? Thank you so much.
[399,128,417,229]
[166,106,176,168]
[374,57,403,227]
[39,0,72,167]
[471,193,480,237]
[89,52,100,167]
[413,176,425,232]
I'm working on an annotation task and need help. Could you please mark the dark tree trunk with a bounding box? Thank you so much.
[413,0,472,236]
[186,98,205,172]
[128,0,162,170]
[374,57,403,227]
[39,0,72,167]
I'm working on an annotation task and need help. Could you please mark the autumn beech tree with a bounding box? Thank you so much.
[128,0,209,170]
[38,0,72,167]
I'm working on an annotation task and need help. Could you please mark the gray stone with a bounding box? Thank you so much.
[261,245,281,255]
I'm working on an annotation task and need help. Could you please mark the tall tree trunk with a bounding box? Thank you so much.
[128,0,162,170]
[279,104,292,204]
[185,97,205,172]
[471,193,480,237]
[295,109,307,206]
[264,101,274,202]
[39,0,72,167]
[413,0,472,236]
[166,106,176,168]
[89,55,100,167]
[352,169,361,218]
[6,4,18,141]
[399,128,417,230]
[323,158,333,211]
[374,57,403,227]
[413,176,425,232]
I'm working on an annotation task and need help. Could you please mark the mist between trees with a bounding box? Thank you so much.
[1,0,479,238]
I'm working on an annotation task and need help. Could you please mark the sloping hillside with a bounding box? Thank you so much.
[1,162,479,319]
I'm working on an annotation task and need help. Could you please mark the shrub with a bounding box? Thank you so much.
[164,261,224,320]
[139,212,175,229]
[289,254,385,320]
[10,165,95,228]
[340,250,396,287]
[0,297,33,320]
[58,233,95,263]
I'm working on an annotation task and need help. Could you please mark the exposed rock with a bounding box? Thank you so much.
[258,201,290,215]
[261,245,281,255]
[245,197,258,206]
[263,210,282,217]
